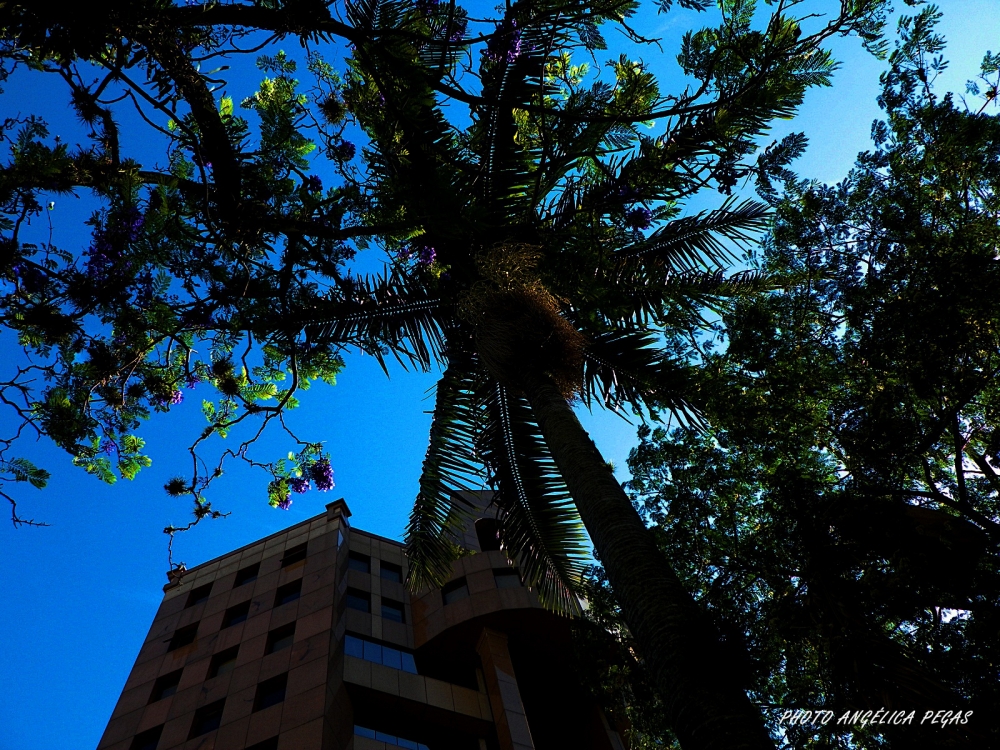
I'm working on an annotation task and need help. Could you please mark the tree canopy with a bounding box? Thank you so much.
[1,1,898,747]
[589,9,1000,748]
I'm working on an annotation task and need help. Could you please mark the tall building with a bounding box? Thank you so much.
[97,497,626,750]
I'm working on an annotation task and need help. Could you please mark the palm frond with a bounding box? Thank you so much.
[406,355,488,591]
[298,269,449,373]
[616,198,770,271]
[479,382,589,613]
[580,328,701,423]
[600,268,774,327]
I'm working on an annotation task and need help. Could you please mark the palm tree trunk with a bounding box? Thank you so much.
[518,368,773,750]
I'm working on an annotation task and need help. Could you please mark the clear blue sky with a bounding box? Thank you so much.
[1,3,997,749]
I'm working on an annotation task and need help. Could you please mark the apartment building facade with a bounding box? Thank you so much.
[97,497,626,750]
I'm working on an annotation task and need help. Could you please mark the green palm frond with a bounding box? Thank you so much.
[600,268,775,326]
[616,198,770,271]
[479,382,589,613]
[580,328,701,423]
[406,355,488,591]
[298,269,448,372]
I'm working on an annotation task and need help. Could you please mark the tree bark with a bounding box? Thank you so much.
[518,369,773,750]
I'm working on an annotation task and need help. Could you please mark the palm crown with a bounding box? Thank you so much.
[290,0,877,608]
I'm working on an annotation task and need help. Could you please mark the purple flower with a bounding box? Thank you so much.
[170,390,184,405]
[100,440,118,455]
[186,375,201,389]
[626,207,653,231]
[13,263,44,293]
[415,0,438,13]
[277,497,293,510]
[486,19,521,63]
[304,175,323,193]
[417,246,436,266]
[448,17,468,43]
[309,458,335,491]
[289,477,311,494]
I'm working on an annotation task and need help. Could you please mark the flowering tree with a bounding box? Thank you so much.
[1,1,888,747]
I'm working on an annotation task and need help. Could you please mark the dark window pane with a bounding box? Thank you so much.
[375,731,396,743]
[234,563,260,588]
[253,673,288,712]
[442,579,469,605]
[188,700,225,739]
[382,647,402,670]
[348,552,371,573]
[401,653,418,674]
[344,635,364,659]
[363,640,382,664]
[274,578,302,607]
[345,588,370,613]
[281,542,308,568]
[398,740,420,750]
[185,583,213,608]
[167,623,198,651]
[208,646,239,679]
[222,600,251,629]
[148,670,183,703]
[475,518,502,551]
[379,561,403,583]
[265,623,296,655]
[493,569,521,588]
[381,599,405,623]
[355,726,377,739]
[130,724,163,750]
[245,738,279,750]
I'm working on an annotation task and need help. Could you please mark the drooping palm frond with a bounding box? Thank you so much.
[616,198,770,271]
[579,328,701,424]
[298,269,449,372]
[478,382,589,613]
[405,354,488,591]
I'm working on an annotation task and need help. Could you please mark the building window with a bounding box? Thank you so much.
[166,622,198,651]
[281,542,308,568]
[234,563,260,588]
[354,725,428,750]
[253,673,288,712]
[265,623,296,655]
[208,646,239,679]
[148,669,183,703]
[274,579,302,607]
[188,699,226,739]
[348,551,371,573]
[129,724,163,750]
[245,738,279,750]
[442,578,469,605]
[185,583,213,608]
[381,598,405,624]
[475,518,502,551]
[344,634,419,674]
[493,569,521,588]
[221,600,251,629]
[345,588,370,613]
[379,561,403,583]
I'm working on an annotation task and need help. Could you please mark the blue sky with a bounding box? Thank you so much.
[1,3,998,749]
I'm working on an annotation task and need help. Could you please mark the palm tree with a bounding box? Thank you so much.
[0,0,883,745]
[297,2,888,747]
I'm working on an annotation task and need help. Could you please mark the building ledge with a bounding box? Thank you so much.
[343,656,492,723]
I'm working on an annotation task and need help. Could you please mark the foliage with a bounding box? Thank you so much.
[0,0,886,595]
[602,11,1000,748]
